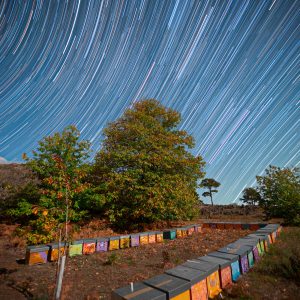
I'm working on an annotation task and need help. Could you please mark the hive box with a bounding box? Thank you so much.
[112,281,166,300]
[163,229,176,240]
[249,223,260,230]
[140,232,149,245]
[197,255,232,289]
[176,228,183,238]
[109,236,120,250]
[202,223,210,229]
[69,240,83,257]
[83,239,96,254]
[207,251,241,282]
[144,273,191,300]
[208,222,217,229]
[120,235,130,249]
[256,229,275,243]
[48,243,66,261]
[96,237,109,252]
[186,226,194,236]
[248,233,271,252]
[194,224,203,233]
[232,222,242,230]
[215,222,225,230]
[218,244,251,274]
[130,234,140,247]
[148,232,157,244]
[242,236,265,256]
[156,232,164,243]
[165,265,208,300]
[241,223,250,230]
[182,260,221,299]
[234,238,260,267]
[26,245,50,265]
[223,222,234,230]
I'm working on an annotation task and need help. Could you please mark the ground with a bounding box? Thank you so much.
[1,212,298,300]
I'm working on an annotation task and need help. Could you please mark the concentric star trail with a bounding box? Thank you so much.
[0,0,299,204]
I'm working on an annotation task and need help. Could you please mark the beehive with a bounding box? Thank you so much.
[241,223,250,230]
[120,235,130,249]
[186,226,194,236]
[202,222,210,229]
[198,255,232,289]
[140,232,149,245]
[83,239,96,254]
[112,281,166,300]
[109,236,120,250]
[144,273,191,300]
[182,259,221,299]
[69,240,83,257]
[232,222,242,230]
[196,224,203,233]
[235,238,261,266]
[48,243,66,261]
[163,229,176,240]
[209,222,217,229]
[96,237,109,252]
[148,232,156,244]
[156,232,164,243]
[25,245,50,265]
[216,222,225,230]
[224,222,234,230]
[176,228,183,238]
[130,234,140,247]
[165,265,208,300]
[249,223,260,230]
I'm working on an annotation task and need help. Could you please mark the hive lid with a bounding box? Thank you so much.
[130,233,140,238]
[109,236,120,241]
[197,255,231,268]
[120,235,130,239]
[219,244,251,257]
[83,238,96,243]
[96,237,109,242]
[139,232,149,236]
[207,251,239,263]
[144,273,190,298]
[112,281,166,300]
[47,242,67,249]
[71,240,84,245]
[165,265,207,284]
[263,224,280,229]
[247,233,269,241]
[182,259,219,273]
[26,245,50,252]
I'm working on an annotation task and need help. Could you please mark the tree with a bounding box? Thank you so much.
[10,125,92,244]
[93,99,205,229]
[256,165,300,225]
[240,187,261,206]
[200,178,220,206]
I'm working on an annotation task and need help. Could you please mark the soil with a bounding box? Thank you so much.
[0,222,251,300]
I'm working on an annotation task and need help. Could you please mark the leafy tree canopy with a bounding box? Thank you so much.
[240,187,261,206]
[256,165,300,225]
[93,99,205,229]
[200,178,220,206]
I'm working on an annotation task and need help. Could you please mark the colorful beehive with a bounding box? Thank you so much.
[109,236,120,251]
[163,229,176,240]
[194,224,203,233]
[234,238,259,267]
[144,273,191,300]
[140,232,149,245]
[209,222,217,229]
[156,232,164,243]
[243,235,265,255]
[232,222,242,230]
[249,223,260,230]
[25,245,50,265]
[165,265,208,300]
[148,232,157,244]
[48,243,66,261]
[69,240,83,257]
[197,255,232,289]
[96,237,109,252]
[186,226,194,236]
[176,228,184,238]
[202,223,210,229]
[83,238,96,254]
[256,228,275,243]
[130,234,140,247]
[112,281,166,300]
[218,244,250,274]
[223,222,234,230]
[248,233,271,252]
[182,260,221,299]
[120,235,130,249]
[207,251,241,282]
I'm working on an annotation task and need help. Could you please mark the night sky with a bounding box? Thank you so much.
[0,0,299,204]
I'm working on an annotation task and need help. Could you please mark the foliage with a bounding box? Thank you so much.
[9,125,92,244]
[240,187,261,206]
[256,165,300,225]
[93,99,205,229]
[200,178,220,206]
[255,227,300,284]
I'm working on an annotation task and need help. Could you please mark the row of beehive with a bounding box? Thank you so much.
[112,223,282,300]
[25,224,203,265]
[24,222,268,265]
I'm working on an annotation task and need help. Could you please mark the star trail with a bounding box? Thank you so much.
[0,0,299,204]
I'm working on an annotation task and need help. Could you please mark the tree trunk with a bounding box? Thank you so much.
[210,193,214,206]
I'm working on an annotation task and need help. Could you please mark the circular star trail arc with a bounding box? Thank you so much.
[0,0,299,204]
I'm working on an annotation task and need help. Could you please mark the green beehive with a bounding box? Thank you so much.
[69,240,83,257]
[163,229,176,240]
[112,281,166,300]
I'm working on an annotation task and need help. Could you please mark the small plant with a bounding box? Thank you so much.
[104,253,120,265]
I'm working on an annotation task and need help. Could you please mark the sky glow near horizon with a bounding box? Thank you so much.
[0,0,299,204]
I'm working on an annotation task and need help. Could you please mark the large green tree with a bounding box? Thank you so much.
[93,99,205,229]
[200,178,220,206]
[256,165,300,225]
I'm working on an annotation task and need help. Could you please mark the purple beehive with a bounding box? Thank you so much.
[130,234,140,247]
[96,237,109,252]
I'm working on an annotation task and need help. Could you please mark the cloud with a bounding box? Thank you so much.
[0,157,9,164]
